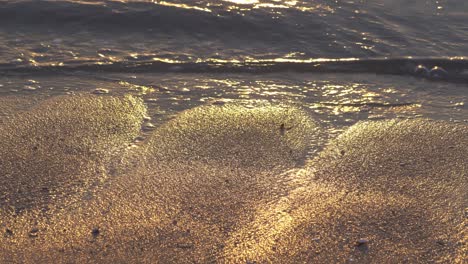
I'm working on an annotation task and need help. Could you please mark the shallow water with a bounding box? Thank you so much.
[1,0,467,128]
[0,0,467,263]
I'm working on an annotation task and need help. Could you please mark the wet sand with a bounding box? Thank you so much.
[0,95,146,210]
[0,96,42,124]
[0,95,466,263]
[224,120,467,263]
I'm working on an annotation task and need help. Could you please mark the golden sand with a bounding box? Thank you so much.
[224,119,467,263]
[0,95,42,124]
[144,103,318,168]
[0,97,466,263]
[0,94,147,209]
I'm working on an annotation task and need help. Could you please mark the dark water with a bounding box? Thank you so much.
[0,0,468,263]
[2,0,468,59]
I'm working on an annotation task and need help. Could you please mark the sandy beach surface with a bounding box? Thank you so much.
[0,94,466,263]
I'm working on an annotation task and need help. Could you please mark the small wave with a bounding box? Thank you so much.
[0,0,257,31]
[2,57,468,83]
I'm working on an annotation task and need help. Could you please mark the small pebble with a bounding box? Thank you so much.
[26,80,39,85]
[142,122,156,131]
[356,238,369,246]
[4,229,13,237]
[91,227,100,237]
[92,88,110,94]
[280,123,285,135]
[23,85,37,91]
[29,228,39,238]
[127,144,138,149]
